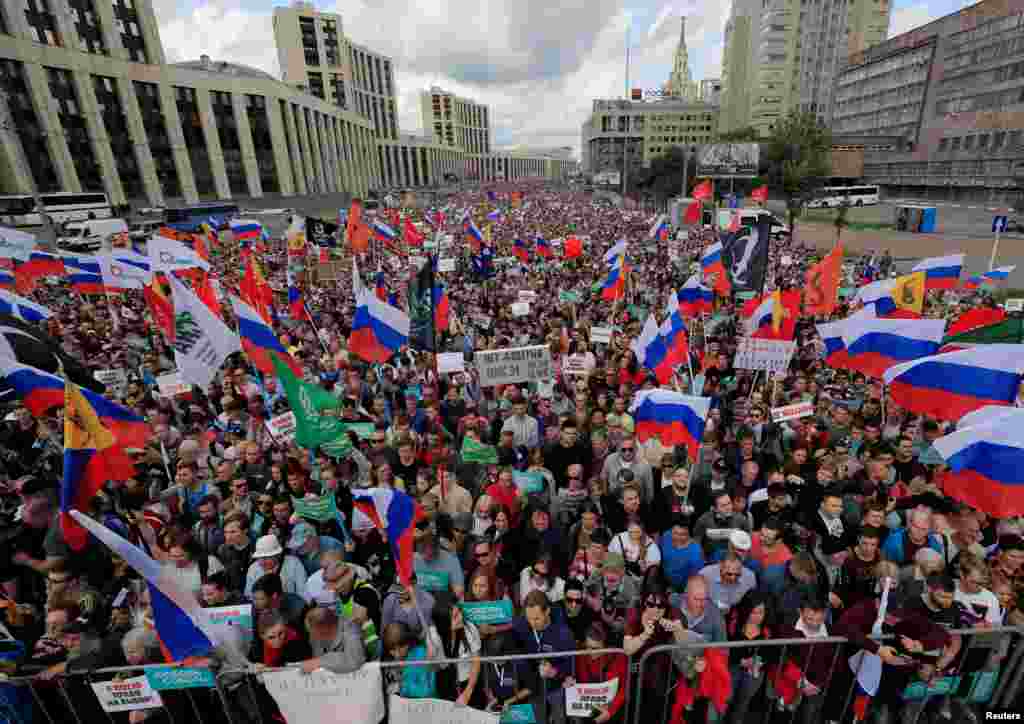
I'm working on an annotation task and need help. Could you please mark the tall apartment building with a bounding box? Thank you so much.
[419,86,490,155]
[580,98,718,176]
[273,2,397,141]
[720,0,889,136]
[833,0,1024,203]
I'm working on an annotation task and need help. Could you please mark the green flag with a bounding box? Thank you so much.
[943,318,1024,346]
[270,352,346,449]
[461,435,498,465]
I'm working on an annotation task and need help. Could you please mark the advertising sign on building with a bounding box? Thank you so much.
[697,143,760,178]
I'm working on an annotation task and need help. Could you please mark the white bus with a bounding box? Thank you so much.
[0,192,112,227]
[806,185,879,208]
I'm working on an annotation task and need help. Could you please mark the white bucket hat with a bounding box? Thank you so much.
[252,534,283,559]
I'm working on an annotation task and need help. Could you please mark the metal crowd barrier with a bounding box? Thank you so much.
[1,626,1021,724]
[630,624,1024,724]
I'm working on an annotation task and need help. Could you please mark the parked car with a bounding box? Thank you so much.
[57,218,129,252]
[128,220,162,242]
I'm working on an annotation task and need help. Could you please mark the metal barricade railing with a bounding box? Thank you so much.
[4,627,1024,724]
[629,624,1024,724]
[215,647,630,724]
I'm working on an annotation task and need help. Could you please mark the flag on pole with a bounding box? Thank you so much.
[351,488,424,586]
[167,274,241,389]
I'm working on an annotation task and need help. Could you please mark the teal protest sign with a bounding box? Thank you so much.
[145,666,216,690]
[459,599,514,626]
[415,569,450,592]
[513,471,545,495]
[502,704,536,723]
[559,290,581,304]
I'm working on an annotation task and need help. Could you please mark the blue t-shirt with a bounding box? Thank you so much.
[659,533,705,589]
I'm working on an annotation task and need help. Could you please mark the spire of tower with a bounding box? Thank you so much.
[665,15,693,98]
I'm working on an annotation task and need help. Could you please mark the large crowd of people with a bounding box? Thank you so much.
[0,182,1019,724]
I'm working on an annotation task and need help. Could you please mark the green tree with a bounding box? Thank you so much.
[834,197,851,247]
[764,112,832,240]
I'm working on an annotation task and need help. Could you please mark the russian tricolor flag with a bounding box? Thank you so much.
[351,488,424,585]
[601,255,627,300]
[912,253,964,290]
[287,268,308,321]
[632,315,672,384]
[536,236,553,259]
[229,219,262,242]
[372,221,399,244]
[0,290,51,322]
[677,274,714,318]
[464,219,484,250]
[349,282,410,364]
[433,283,450,332]
[513,238,529,263]
[701,242,730,296]
[649,215,669,242]
[817,320,851,369]
[63,256,105,295]
[932,406,1024,517]
[630,389,711,462]
[0,358,150,448]
[604,240,628,266]
[660,293,689,369]
[0,269,13,289]
[842,317,946,379]
[963,265,1016,290]
[70,510,230,661]
[231,296,302,376]
[883,344,1024,421]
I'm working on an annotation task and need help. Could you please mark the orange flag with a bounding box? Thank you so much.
[804,245,843,316]
[346,199,370,254]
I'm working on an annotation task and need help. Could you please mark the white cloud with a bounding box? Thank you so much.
[889,4,932,36]
[151,0,729,158]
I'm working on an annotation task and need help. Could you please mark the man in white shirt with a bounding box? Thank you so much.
[699,552,756,615]
[500,397,539,449]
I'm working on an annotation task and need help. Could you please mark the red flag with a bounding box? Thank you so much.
[239,257,274,323]
[403,217,424,247]
[319,247,329,264]
[692,180,713,201]
[347,199,370,254]
[683,201,702,225]
[144,275,175,342]
[946,307,1007,338]
[751,185,768,203]
[804,245,843,316]
[194,271,222,319]
[563,236,582,259]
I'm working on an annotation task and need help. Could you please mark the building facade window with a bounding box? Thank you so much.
[93,75,143,197]
[307,71,324,99]
[174,85,215,196]
[0,59,59,191]
[300,16,317,66]
[323,19,339,66]
[45,67,103,190]
[25,0,60,46]
[278,99,302,191]
[68,0,106,55]
[245,94,278,194]
[113,0,148,62]
[330,73,346,109]
[210,90,246,195]
[131,81,179,197]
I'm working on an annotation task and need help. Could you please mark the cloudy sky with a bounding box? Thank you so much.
[154,0,977,158]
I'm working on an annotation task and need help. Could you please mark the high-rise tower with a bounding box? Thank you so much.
[664,17,696,100]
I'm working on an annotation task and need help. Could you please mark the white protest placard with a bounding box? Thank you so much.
[565,679,620,718]
[156,371,191,398]
[438,257,456,272]
[437,352,465,374]
[591,326,612,345]
[389,695,498,724]
[770,401,815,424]
[204,603,254,650]
[261,665,384,724]
[733,338,797,373]
[90,676,163,713]
[475,345,553,387]
[472,313,492,329]
[518,290,538,303]
[511,301,530,317]
[266,412,297,444]
[563,356,589,377]
[94,369,128,394]
[780,254,793,267]
[409,255,426,268]
[1006,298,1024,312]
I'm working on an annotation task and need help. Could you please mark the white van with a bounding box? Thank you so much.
[58,218,129,252]
[735,208,790,239]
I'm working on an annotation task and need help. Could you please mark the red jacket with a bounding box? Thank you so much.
[575,652,628,718]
